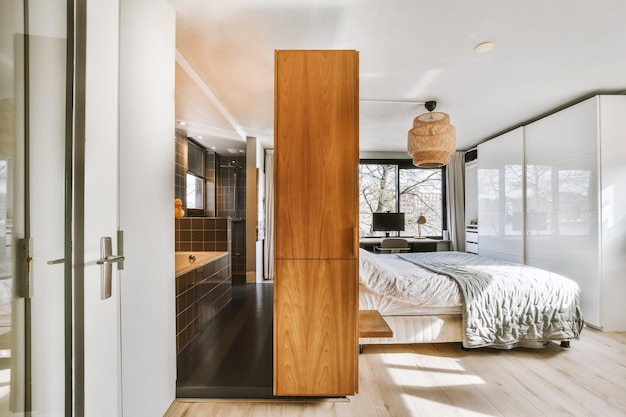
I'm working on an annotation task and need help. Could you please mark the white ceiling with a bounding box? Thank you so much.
[172,0,626,156]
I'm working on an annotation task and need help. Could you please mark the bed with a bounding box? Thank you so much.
[358,249,584,349]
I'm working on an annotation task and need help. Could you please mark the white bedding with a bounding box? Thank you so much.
[358,248,462,309]
[359,249,584,349]
[359,284,461,316]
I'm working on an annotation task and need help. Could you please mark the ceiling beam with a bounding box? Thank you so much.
[175,49,247,140]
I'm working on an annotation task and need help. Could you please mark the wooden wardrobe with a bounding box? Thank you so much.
[273,50,359,396]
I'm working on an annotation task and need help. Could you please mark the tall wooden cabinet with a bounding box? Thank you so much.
[273,50,359,396]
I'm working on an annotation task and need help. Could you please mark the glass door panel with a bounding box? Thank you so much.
[0,0,71,415]
[0,0,24,409]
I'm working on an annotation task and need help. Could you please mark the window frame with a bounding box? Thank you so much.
[185,139,207,217]
[359,158,448,238]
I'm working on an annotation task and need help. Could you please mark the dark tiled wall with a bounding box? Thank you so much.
[174,134,247,284]
[174,131,187,202]
[216,154,246,218]
[175,254,231,354]
[216,155,247,284]
[175,132,217,217]
[175,217,231,252]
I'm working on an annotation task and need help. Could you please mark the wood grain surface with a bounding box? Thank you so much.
[274,259,357,396]
[167,329,626,417]
[274,50,359,260]
[273,50,359,397]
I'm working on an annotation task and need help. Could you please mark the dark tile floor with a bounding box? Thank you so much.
[176,283,274,399]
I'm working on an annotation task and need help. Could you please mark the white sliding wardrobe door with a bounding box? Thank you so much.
[524,97,600,326]
[477,127,524,263]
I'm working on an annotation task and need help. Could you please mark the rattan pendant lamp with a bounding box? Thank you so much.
[407,101,456,168]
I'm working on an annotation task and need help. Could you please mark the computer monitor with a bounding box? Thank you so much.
[372,212,405,237]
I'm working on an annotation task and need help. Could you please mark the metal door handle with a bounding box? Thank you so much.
[47,258,65,265]
[17,239,33,298]
[97,255,125,265]
[98,237,123,300]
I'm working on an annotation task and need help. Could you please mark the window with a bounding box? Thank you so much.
[186,140,205,212]
[186,173,204,209]
[359,160,446,237]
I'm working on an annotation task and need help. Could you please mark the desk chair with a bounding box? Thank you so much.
[374,238,410,254]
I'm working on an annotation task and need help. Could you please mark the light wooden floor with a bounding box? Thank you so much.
[165,327,626,417]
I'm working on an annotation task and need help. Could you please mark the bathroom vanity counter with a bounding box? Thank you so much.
[175,251,231,353]
[175,251,228,277]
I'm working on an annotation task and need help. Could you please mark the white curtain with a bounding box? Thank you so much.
[446,151,466,252]
[263,150,275,280]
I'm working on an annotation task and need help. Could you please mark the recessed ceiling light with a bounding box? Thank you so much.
[177,121,186,126]
[474,41,495,53]
[197,136,203,139]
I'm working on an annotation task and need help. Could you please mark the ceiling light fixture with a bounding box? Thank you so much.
[474,41,494,53]
[407,100,456,168]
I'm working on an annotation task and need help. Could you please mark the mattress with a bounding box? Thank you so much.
[358,248,463,345]
[359,248,462,309]
[359,314,463,345]
[359,284,461,316]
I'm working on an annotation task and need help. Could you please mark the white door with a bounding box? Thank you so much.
[5,1,85,415]
[84,0,177,415]
[2,0,122,416]
[1,1,175,416]
[83,1,123,416]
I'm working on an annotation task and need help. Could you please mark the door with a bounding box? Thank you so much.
[0,0,122,416]
[2,1,176,416]
[2,1,74,415]
[82,0,123,415]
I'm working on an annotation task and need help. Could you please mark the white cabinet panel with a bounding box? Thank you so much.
[524,95,626,331]
[525,97,601,327]
[477,127,524,263]
[526,257,600,327]
[476,96,626,330]
[525,154,599,270]
[598,96,626,331]
[524,97,598,165]
[466,242,479,254]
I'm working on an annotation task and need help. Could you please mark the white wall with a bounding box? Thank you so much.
[118,1,176,416]
[598,96,626,331]
[256,140,265,282]
[246,136,266,283]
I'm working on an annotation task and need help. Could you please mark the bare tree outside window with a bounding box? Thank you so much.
[359,162,444,237]
[359,164,396,236]
[399,169,442,237]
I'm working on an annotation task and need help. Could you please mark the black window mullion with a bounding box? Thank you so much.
[395,164,400,212]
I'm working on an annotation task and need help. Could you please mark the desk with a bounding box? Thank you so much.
[359,237,450,253]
